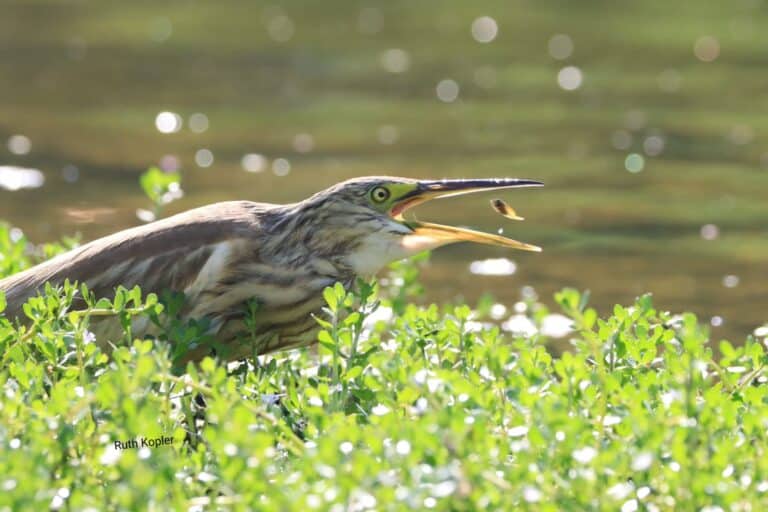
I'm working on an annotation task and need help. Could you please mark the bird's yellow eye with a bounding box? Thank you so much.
[370,186,391,203]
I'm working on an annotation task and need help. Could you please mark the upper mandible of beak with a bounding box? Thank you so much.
[391,178,543,218]
[418,178,544,198]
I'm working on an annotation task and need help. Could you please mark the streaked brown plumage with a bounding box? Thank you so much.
[0,176,542,364]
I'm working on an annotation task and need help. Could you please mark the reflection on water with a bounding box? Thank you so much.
[0,166,45,191]
[0,0,766,342]
[469,258,516,276]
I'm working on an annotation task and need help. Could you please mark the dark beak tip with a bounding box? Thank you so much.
[515,178,544,186]
[427,178,544,190]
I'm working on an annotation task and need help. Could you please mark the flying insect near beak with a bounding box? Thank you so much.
[389,178,543,252]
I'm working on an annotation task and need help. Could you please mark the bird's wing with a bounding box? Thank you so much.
[0,201,270,319]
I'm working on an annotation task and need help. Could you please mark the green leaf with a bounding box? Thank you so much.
[323,287,337,312]
[344,366,363,381]
[343,312,361,327]
[129,285,142,306]
[139,166,181,205]
[113,288,125,310]
[333,282,345,297]
[95,298,112,310]
[200,357,216,374]
[317,330,336,349]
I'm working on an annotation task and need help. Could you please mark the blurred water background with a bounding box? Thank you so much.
[1,1,766,342]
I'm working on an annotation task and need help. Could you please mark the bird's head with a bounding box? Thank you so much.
[293,176,543,275]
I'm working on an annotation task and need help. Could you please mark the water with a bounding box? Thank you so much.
[1,1,766,342]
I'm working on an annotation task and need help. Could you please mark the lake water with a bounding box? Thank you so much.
[1,1,766,343]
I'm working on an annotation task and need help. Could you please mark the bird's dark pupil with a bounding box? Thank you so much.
[373,187,389,201]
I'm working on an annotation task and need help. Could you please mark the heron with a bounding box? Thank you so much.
[0,176,541,365]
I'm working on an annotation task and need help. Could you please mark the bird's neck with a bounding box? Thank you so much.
[262,204,407,280]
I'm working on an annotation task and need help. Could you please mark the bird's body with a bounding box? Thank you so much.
[0,176,541,364]
[2,201,349,361]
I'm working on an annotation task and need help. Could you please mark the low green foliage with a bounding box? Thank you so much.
[138,166,183,221]
[0,224,78,277]
[1,225,767,510]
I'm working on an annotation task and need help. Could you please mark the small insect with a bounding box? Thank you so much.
[491,198,524,221]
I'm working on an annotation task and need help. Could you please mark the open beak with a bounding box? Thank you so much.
[391,178,543,252]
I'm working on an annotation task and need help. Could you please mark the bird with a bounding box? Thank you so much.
[0,176,542,365]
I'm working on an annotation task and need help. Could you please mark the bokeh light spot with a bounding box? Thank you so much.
[195,149,214,168]
[503,315,537,337]
[643,135,665,156]
[380,49,410,73]
[541,314,574,338]
[471,16,498,43]
[548,34,573,60]
[293,133,315,153]
[557,66,582,90]
[272,158,291,176]
[159,154,180,172]
[700,224,719,241]
[7,135,31,155]
[624,153,645,173]
[155,112,182,134]
[61,165,79,183]
[490,303,507,320]
[436,79,460,102]
[694,36,720,62]
[242,153,267,173]
[189,113,209,133]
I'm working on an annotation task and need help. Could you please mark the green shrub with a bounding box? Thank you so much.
[1,223,767,511]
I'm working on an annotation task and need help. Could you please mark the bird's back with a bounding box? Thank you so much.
[0,201,267,319]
